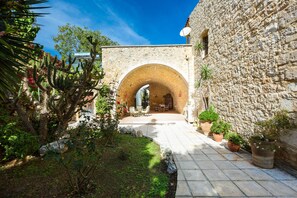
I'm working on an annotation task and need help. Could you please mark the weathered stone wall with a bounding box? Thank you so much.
[189,0,297,167]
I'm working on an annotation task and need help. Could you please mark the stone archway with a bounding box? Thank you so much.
[102,45,195,122]
[117,64,188,113]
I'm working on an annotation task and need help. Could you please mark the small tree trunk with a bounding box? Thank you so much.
[15,102,36,135]
[39,90,48,143]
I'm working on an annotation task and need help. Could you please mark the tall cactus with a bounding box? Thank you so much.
[34,36,105,137]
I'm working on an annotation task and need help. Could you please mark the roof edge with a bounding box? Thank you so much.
[101,44,192,49]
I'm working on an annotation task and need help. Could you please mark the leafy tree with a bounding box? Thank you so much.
[0,0,47,98]
[53,23,118,59]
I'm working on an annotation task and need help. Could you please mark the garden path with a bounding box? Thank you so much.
[120,113,297,197]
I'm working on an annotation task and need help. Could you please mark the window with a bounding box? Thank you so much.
[202,34,208,55]
[201,30,209,58]
[203,96,209,109]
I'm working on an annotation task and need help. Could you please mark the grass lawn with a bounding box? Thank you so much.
[0,134,173,197]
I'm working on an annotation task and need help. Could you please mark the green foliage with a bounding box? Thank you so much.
[210,120,231,134]
[147,175,168,197]
[50,118,103,195]
[225,132,244,145]
[0,122,39,161]
[198,106,219,122]
[34,37,106,136]
[254,110,292,140]
[53,23,118,59]
[195,64,212,89]
[0,0,47,98]
[96,85,113,116]
[194,42,204,51]
[249,110,293,151]
[0,134,169,197]
[200,64,212,81]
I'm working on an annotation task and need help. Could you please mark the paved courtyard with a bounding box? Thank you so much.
[119,113,297,197]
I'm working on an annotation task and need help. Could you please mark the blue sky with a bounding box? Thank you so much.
[35,0,199,56]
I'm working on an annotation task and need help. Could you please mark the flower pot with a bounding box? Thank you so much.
[213,133,223,142]
[227,140,240,152]
[200,121,212,136]
[251,142,275,169]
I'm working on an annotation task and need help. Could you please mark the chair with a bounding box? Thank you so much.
[129,106,139,117]
[136,106,143,112]
[154,105,159,111]
[141,106,150,116]
[159,104,165,112]
[165,105,169,111]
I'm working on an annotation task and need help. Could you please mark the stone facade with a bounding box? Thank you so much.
[102,45,195,120]
[189,0,297,168]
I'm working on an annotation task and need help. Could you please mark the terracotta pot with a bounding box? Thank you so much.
[251,142,275,169]
[227,140,240,152]
[213,133,223,142]
[200,121,212,136]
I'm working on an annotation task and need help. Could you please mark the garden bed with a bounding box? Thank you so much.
[0,134,176,197]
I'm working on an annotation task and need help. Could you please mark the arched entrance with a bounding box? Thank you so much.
[117,64,188,114]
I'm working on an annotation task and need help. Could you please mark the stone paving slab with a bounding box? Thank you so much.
[188,181,218,196]
[257,180,297,196]
[242,169,275,180]
[234,181,272,197]
[175,180,191,196]
[223,170,252,180]
[119,117,297,197]
[183,169,206,181]
[211,181,245,197]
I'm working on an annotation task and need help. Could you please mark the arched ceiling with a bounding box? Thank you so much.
[117,64,188,113]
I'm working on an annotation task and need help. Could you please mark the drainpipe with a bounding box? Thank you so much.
[186,54,195,123]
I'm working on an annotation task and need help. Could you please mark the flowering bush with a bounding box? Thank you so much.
[249,110,292,152]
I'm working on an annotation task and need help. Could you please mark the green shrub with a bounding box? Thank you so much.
[198,106,219,122]
[210,120,231,134]
[225,132,243,145]
[0,122,39,161]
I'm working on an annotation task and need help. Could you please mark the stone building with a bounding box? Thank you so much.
[101,0,296,168]
[187,0,297,168]
[102,45,196,122]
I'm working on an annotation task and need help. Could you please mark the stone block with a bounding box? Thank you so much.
[265,22,278,33]
[285,68,297,80]
[288,83,297,92]
[281,99,293,111]
[290,50,297,62]
[286,34,297,43]
[39,139,69,156]
[277,53,289,66]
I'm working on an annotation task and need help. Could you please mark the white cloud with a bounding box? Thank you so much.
[35,0,150,54]
[35,0,92,53]
[92,0,150,45]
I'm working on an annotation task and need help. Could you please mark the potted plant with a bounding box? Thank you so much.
[210,120,231,142]
[198,106,219,136]
[225,132,243,152]
[249,110,292,169]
